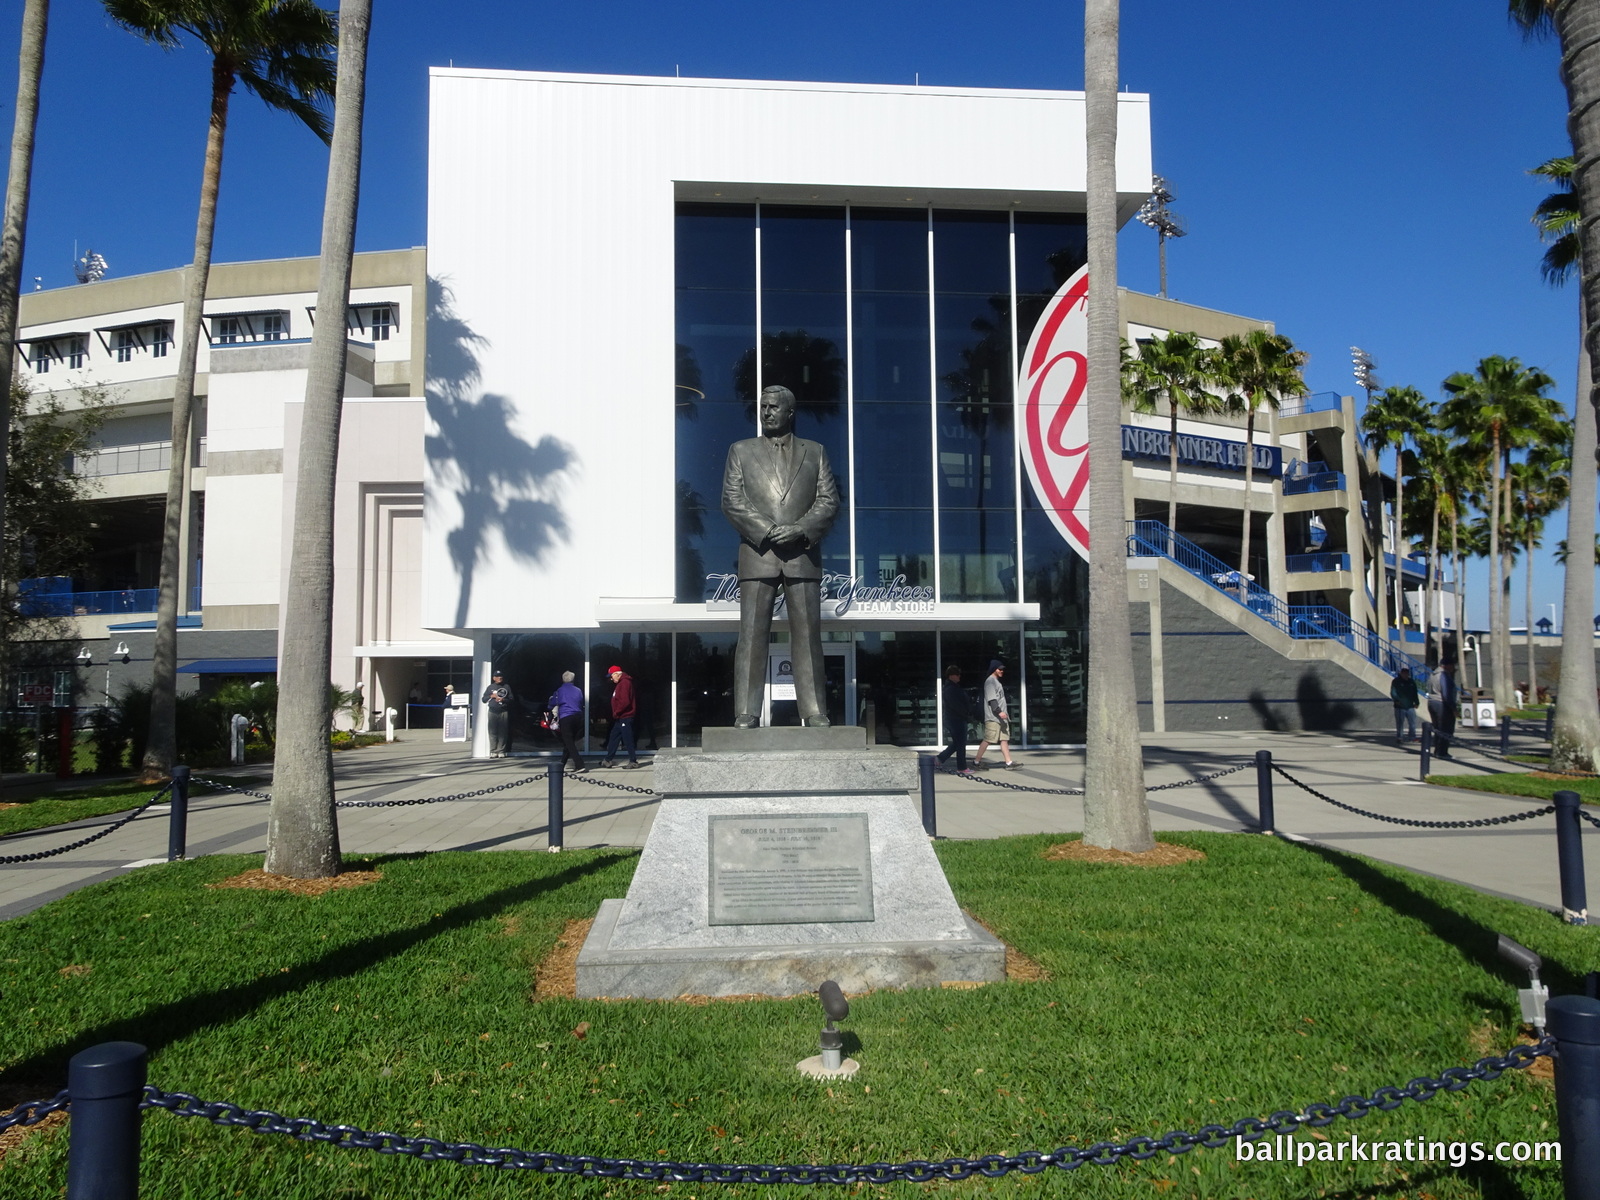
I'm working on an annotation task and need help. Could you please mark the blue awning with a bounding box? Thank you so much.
[176,657,278,674]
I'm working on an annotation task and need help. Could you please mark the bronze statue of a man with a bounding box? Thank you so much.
[721,384,840,727]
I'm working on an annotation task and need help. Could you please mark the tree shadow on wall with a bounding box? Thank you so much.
[425,278,575,628]
[1295,673,1358,731]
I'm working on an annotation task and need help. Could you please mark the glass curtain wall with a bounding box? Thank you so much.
[673,203,1091,745]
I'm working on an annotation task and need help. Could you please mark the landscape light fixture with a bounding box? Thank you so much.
[797,979,859,1079]
[1135,175,1187,299]
[1495,933,1548,1033]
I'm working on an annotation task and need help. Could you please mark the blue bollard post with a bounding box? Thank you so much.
[1501,715,1512,756]
[1548,994,1600,1200]
[1255,750,1275,835]
[546,761,564,852]
[166,765,189,863]
[1419,725,1432,781]
[918,754,937,838]
[66,1041,147,1200]
[1556,791,1589,926]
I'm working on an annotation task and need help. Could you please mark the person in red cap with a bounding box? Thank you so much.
[601,665,639,769]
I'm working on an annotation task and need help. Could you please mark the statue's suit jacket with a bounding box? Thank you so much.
[721,436,839,581]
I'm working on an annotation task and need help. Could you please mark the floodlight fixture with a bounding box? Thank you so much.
[1136,175,1188,299]
[798,979,859,1079]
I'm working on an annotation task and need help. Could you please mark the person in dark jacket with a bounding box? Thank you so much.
[481,670,513,758]
[1429,660,1459,759]
[548,670,586,773]
[602,665,640,769]
[935,664,974,773]
[1390,667,1420,744]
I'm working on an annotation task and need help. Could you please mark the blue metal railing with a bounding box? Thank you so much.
[1126,520,1424,677]
[17,584,203,617]
[1283,471,1345,495]
[1277,391,1343,419]
[1285,552,1350,573]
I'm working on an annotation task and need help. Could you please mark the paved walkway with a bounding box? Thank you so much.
[0,725,1588,921]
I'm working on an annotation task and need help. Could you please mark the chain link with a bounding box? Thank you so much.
[132,1039,1550,1183]
[1270,764,1556,829]
[0,1090,69,1134]
[336,774,543,808]
[1578,809,1600,831]
[573,773,660,797]
[945,760,1250,796]
[191,777,274,801]
[0,782,174,866]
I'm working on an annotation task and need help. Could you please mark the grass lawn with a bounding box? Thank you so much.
[1428,770,1600,804]
[0,775,270,840]
[0,833,1585,1198]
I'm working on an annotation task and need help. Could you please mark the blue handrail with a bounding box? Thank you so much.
[1126,520,1424,677]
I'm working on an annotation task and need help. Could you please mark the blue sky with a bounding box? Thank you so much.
[1,0,1579,627]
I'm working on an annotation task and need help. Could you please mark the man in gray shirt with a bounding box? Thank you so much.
[972,659,1019,770]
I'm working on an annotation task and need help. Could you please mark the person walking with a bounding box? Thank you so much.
[548,670,587,773]
[602,665,640,769]
[481,669,514,758]
[971,660,1019,770]
[935,663,975,774]
[1390,666,1420,745]
[1429,659,1459,760]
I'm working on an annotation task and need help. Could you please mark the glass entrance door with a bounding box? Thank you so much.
[762,642,854,726]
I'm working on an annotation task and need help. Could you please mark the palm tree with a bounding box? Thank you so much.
[1082,0,1150,853]
[1214,330,1308,581]
[0,0,48,560]
[1509,444,1569,702]
[265,0,368,880]
[1360,384,1431,647]
[1529,152,1600,768]
[1512,0,1600,760]
[105,0,337,781]
[1440,357,1557,708]
[1121,329,1216,545]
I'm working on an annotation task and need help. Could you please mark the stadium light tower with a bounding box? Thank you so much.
[1135,176,1187,299]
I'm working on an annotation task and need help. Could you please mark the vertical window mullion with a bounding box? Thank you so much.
[1010,210,1024,605]
[753,202,763,434]
[845,205,857,589]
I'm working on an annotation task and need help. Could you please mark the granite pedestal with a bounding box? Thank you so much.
[575,738,1005,998]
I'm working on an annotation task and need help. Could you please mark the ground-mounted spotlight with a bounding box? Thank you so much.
[1497,933,1548,1033]
[797,980,858,1079]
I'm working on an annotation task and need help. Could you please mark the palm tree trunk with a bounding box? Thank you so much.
[1551,1,1600,767]
[1555,295,1600,769]
[142,63,232,781]
[1362,443,1389,664]
[1425,497,1440,665]
[1081,0,1150,852]
[1525,509,1537,703]
[1238,404,1255,576]
[1393,457,1405,638]
[265,0,370,878]
[1486,429,1505,708]
[1167,404,1178,543]
[1452,513,1464,676]
[0,0,47,557]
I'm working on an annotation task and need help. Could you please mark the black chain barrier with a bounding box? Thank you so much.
[575,773,659,797]
[946,760,1251,797]
[1578,809,1600,832]
[0,1040,1544,1185]
[191,777,274,802]
[1271,764,1556,830]
[335,774,542,809]
[0,782,174,866]
[0,1090,69,1135]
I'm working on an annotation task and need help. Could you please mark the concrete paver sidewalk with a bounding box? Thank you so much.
[1,727,1589,921]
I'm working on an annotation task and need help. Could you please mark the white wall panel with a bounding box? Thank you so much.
[424,70,1152,633]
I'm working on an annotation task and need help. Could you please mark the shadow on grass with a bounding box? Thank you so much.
[0,851,630,1090]
[1290,839,1579,995]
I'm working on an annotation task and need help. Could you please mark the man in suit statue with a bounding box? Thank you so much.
[722,384,840,727]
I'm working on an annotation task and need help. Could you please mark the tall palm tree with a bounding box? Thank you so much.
[0,0,48,560]
[1440,357,1557,707]
[1512,0,1600,761]
[1360,384,1431,645]
[105,0,337,781]
[1409,425,1456,667]
[265,0,368,880]
[1121,329,1216,544]
[1214,330,1308,581]
[1529,152,1600,768]
[1082,0,1150,853]
[1509,444,1569,701]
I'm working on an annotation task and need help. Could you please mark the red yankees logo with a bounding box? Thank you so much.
[1020,265,1090,562]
